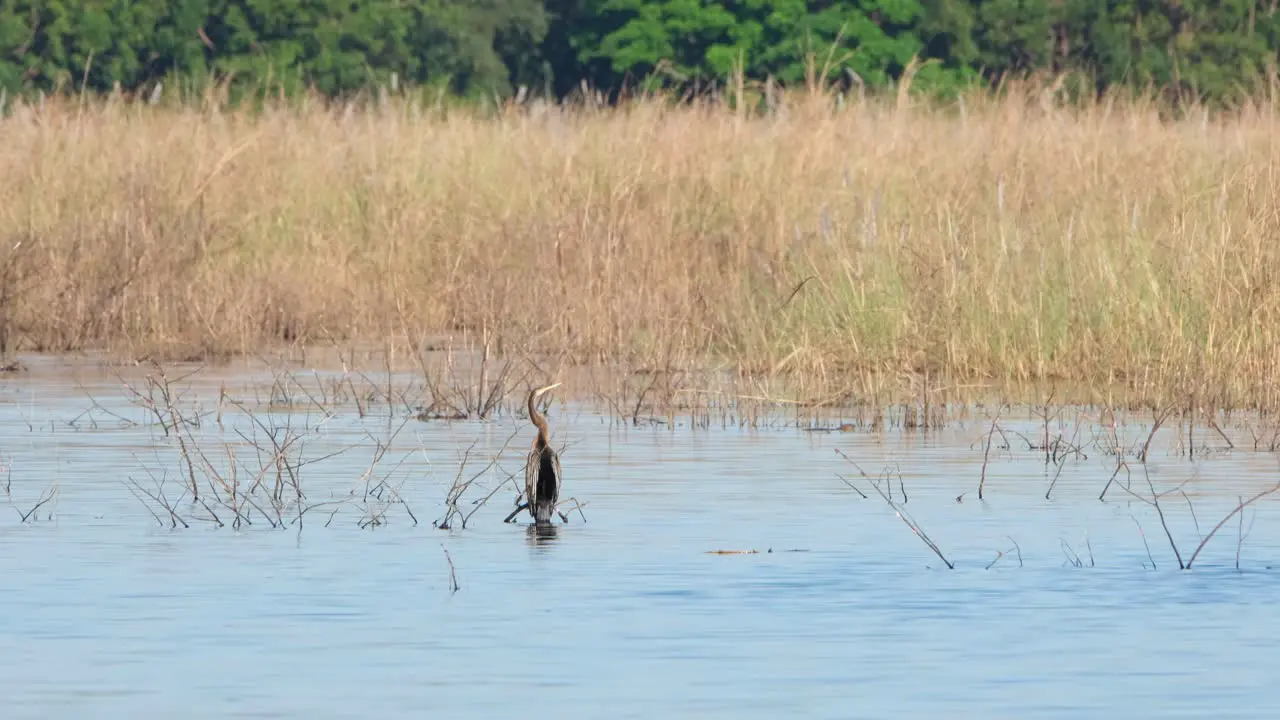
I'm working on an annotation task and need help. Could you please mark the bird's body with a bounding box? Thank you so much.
[524,383,562,525]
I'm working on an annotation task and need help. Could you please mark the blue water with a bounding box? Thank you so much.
[0,360,1277,718]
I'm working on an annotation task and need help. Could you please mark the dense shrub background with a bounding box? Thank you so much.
[0,0,1276,103]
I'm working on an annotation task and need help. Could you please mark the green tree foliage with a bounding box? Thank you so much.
[965,0,1277,102]
[0,0,1276,104]
[0,0,210,92]
[0,0,547,99]
[545,0,977,94]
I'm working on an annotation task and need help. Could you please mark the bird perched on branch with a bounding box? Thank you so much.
[505,383,563,525]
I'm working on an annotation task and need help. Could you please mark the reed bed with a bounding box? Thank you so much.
[4,83,1280,411]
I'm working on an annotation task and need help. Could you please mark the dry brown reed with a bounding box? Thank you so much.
[6,81,1280,412]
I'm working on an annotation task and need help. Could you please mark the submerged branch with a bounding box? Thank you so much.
[836,449,953,570]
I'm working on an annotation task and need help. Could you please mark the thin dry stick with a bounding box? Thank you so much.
[76,389,140,429]
[439,440,481,529]
[836,449,953,569]
[1038,389,1056,464]
[17,486,56,523]
[554,497,589,523]
[1138,406,1173,463]
[1234,500,1259,570]
[441,544,460,593]
[1207,416,1234,451]
[200,498,225,528]
[1144,466,1185,569]
[1098,460,1131,501]
[1060,539,1083,568]
[125,472,189,529]
[441,427,522,529]
[460,429,524,526]
[1180,489,1202,541]
[985,550,1006,570]
[149,365,201,500]
[1057,414,1087,464]
[984,541,1024,570]
[837,473,868,499]
[123,479,165,527]
[978,412,1001,500]
[1185,480,1280,569]
[1131,515,1157,570]
[1236,495,1246,570]
[1007,536,1023,567]
[1045,454,1068,500]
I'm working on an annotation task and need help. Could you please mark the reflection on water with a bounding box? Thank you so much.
[526,522,561,547]
[0,365,1277,718]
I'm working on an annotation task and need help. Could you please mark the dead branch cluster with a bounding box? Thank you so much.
[107,360,431,532]
[8,351,1280,579]
[834,399,1280,571]
[96,356,591,535]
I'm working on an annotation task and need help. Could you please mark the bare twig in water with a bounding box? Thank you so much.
[1180,490,1202,542]
[1237,495,1246,570]
[17,486,56,523]
[554,497,589,523]
[1044,461,1063,502]
[1038,414,1088,498]
[1060,539,1083,568]
[978,411,1002,500]
[1007,536,1023,567]
[1144,465,1185,569]
[124,469,189,529]
[147,362,204,500]
[1130,514,1157,570]
[1235,498,1260,571]
[437,439,482,529]
[1098,460,1131,501]
[354,417,417,530]
[1035,389,1057,464]
[123,479,165,527]
[836,449,953,569]
[1207,416,1234,452]
[985,541,1027,570]
[438,427,522,530]
[462,465,525,528]
[836,473,868,499]
[74,388,140,430]
[1138,406,1173,463]
[441,544,460,593]
[1185,480,1280,569]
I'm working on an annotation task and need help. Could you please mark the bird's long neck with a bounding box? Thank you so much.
[529,392,550,449]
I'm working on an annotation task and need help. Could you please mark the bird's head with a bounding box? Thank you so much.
[531,382,562,399]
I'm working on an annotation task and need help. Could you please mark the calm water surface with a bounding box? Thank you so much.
[0,362,1277,718]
